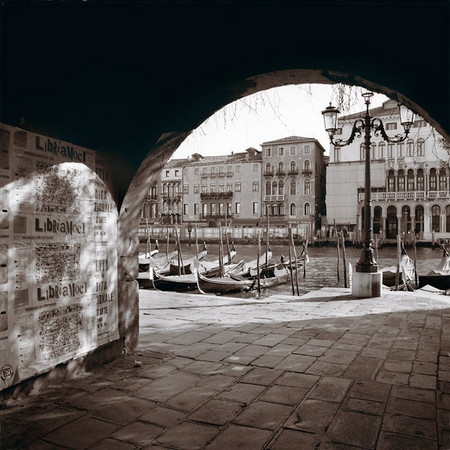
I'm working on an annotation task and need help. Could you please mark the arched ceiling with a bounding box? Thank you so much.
[1,1,449,202]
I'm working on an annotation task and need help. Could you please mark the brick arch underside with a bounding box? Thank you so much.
[116,68,450,352]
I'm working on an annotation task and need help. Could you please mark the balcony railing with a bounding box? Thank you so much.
[288,169,299,176]
[357,191,433,202]
[162,192,181,199]
[226,172,233,177]
[301,169,312,175]
[200,191,233,199]
[263,170,274,177]
[264,195,285,201]
[276,170,285,176]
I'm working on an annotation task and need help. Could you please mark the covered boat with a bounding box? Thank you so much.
[418,248,450,290]
[381,248,416,288]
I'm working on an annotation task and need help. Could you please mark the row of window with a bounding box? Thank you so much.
[265,144,311,157]
[266,179,311,196]
[334,138,426,162]
[264,160,310,174]
[193,163,259,176]
[266,203,311,216]
[185,202,245,216]
[387,168,450,192]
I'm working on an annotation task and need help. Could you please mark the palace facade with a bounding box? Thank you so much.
[327,99,449,241]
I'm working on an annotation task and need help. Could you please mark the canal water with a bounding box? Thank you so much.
[144,243,443,298]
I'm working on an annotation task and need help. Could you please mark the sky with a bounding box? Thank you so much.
[172,84,389,160]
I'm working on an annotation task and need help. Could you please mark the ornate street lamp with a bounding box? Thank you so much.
[322,92,414,295]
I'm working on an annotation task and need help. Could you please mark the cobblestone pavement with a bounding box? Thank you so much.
[3,287,450,449]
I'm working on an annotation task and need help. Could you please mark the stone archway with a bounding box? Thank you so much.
[116,69,450,353]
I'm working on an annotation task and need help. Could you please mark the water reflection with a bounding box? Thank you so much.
[148,243,442,298]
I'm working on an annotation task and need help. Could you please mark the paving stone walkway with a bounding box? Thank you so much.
[3,287,450,449]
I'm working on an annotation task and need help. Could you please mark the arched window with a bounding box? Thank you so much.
[304,160,310,171]
[371,144,376,160]
[272,181,278,196]
[388,169,395,192]
[360,144,365,160]
[290,161,297,174]
[304,202,311,216]
[397,143,404,158]
[279,203,284,215]
[272,204,278,216]
[278,161,284,174]
[430,168,437,191]
[407,139,414,157]
[397,170,405,192]
[446,205,450,232]
[440,168,447,191]
[290,203,296,216]
[279,180,284,195]
[290,179,296,195]
[432,204,441,232]
[265,162,272,175]
[407,169,415,191]
[417,169,424,191]
[266,181,271,196]
[378,142,385,159]
[304,180,310,195]
[417,138,425,156]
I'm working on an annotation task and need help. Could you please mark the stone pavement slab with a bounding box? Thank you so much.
[3,287,450,449]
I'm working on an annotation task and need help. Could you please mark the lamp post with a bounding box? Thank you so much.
[322,91,414,296]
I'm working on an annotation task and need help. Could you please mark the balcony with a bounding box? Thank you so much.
[288,169,299,176]
[218,172,225,178]
[162,192,181,199]
[301,169,312,175]
[264,195,285,202]
[263,170,274,177]
[357,191,432,202]
[201,173,208,178]
[226,172,233,177]
[200,191,233,199]
[210,173,217,178]
[276,170,285,176]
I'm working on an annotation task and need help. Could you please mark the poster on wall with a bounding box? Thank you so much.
[0,124,118,390]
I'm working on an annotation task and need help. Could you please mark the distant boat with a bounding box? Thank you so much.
[196,270,255,294]
[418,248,450,290]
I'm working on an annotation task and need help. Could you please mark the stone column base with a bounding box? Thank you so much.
[352,271,382,298]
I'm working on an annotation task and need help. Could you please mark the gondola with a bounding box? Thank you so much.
[381,247,415,288]
[196,270,256,294]
[259,263,291,288]
[138,241,162,272]
[418,247,450,290]
[231,250,272,277]
[157,243,208,276]
[153,260,246,291]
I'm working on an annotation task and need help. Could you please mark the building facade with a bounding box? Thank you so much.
[261,136,327,237]
[160,159,186,224]
[182,148,262,226]
[327,99,449,241]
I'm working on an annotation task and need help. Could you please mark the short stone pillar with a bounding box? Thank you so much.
[352,271,382,298]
